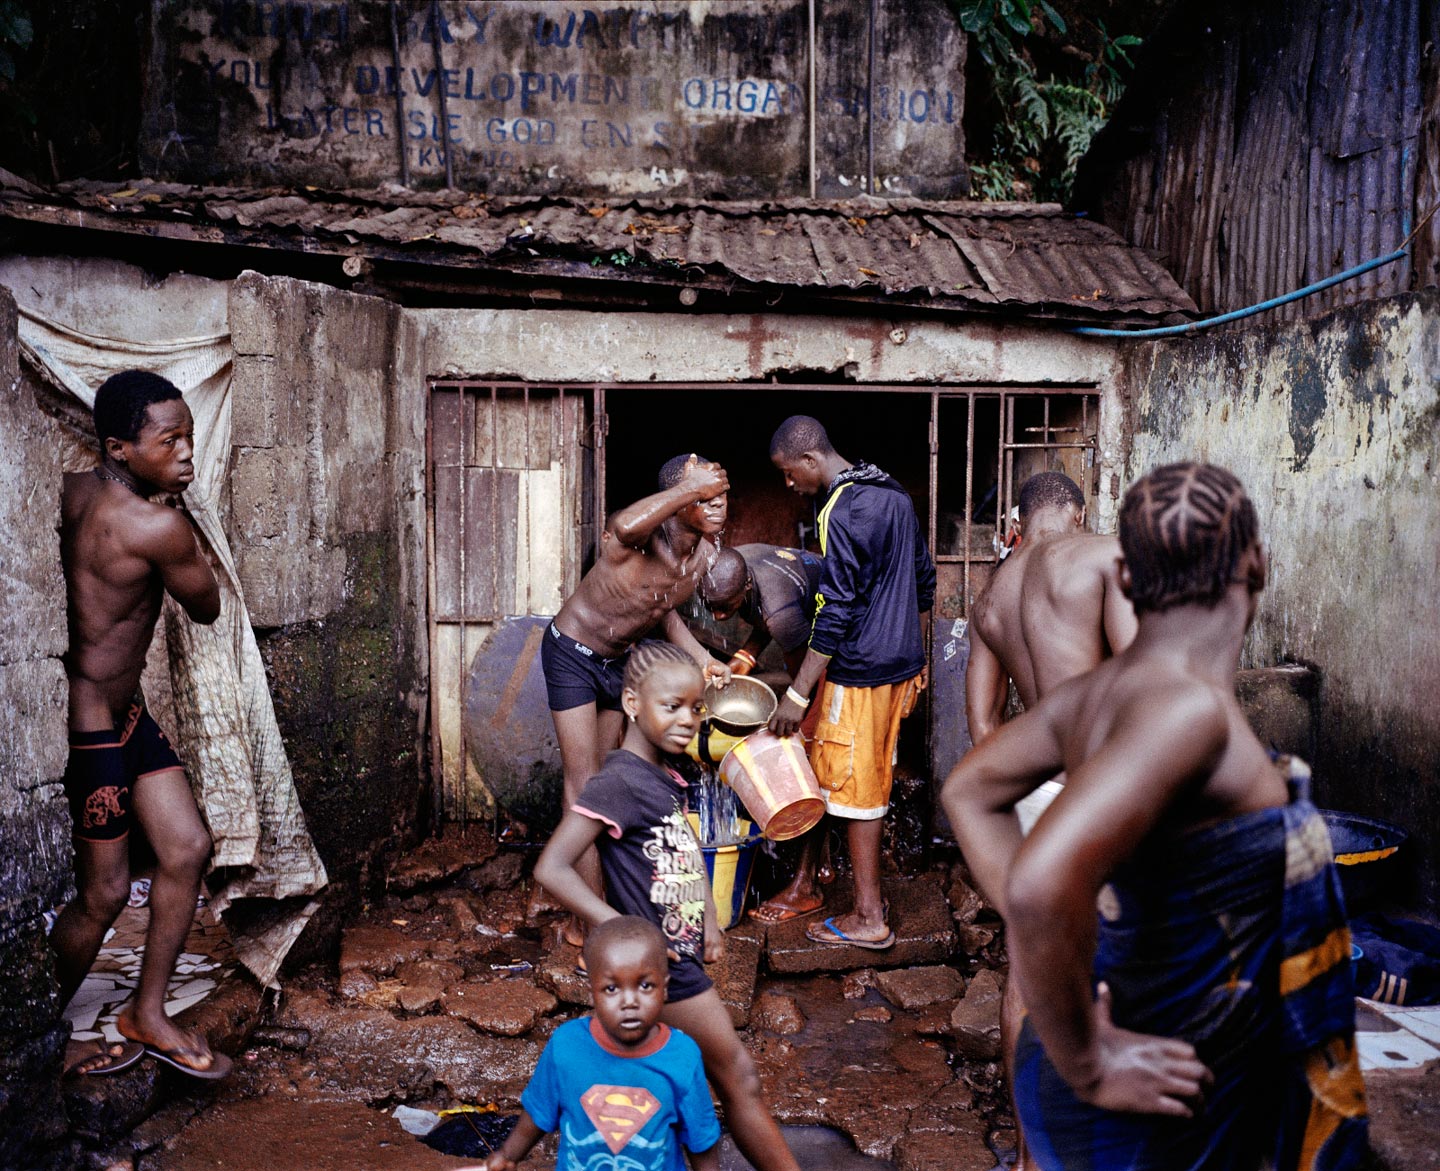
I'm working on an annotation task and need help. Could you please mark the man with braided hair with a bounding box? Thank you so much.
[963,469,1138,1171]
[943,462,1366,1170]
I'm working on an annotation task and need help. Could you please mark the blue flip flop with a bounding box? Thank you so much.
[805,916,895,950]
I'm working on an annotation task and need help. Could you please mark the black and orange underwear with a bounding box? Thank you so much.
[63,703,183,842]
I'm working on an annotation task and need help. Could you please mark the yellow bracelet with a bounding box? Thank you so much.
[732,649,757,667]
[785,685,809,707]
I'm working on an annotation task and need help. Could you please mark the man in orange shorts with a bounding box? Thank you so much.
[767,416,933,949]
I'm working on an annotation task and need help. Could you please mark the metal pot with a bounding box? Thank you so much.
[704,676,777,737]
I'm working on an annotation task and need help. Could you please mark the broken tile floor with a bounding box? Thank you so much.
[63,892,236,1049]
[68,829,1440,1170]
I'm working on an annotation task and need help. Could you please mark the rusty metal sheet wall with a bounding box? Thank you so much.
[1079,0,1431,319]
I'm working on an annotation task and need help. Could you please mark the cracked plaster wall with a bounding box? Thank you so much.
[0,286,72,1169]
[228,273,430,957]
[417,306,1125,524]
[1123,290,1440,910]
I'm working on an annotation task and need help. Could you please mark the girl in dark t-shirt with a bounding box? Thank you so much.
[535,641,801,1171]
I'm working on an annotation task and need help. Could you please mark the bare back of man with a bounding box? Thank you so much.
[53,383,228,1080]
[969,531,1135,723]
[963,474,1136,1171]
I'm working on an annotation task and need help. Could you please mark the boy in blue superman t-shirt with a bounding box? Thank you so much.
[473,916,720,1171]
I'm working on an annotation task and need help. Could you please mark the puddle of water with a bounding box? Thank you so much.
[718,1125,896,1170]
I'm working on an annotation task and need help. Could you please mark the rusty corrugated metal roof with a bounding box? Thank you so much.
[0,174,1196,323]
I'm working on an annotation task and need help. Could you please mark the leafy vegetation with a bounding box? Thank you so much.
[948,1,1141,203]
[0,0,34,137]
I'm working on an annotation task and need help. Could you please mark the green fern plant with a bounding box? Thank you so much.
[947,2,1138,204]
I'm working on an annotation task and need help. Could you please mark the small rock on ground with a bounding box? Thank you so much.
[841,969,879,1000]
[338,926,432,977]
[874,965,965,1010]
[442,980,558,1037]
[949,968,1003,1061]
[752,992,806,1035]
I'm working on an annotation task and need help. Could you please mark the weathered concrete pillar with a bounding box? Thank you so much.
[0,287,75,1167]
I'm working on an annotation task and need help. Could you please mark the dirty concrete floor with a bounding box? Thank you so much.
[98,826,1013,1170]
[66,826,1440,1170]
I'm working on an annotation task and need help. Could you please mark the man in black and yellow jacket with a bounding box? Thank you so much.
[768,415,934,950]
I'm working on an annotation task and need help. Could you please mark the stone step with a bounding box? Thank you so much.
[763,876,957,974]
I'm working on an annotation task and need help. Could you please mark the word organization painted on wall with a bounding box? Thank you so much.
[149,1,968,198]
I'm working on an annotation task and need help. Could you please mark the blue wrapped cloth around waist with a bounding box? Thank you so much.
[1017,763,1368,1171]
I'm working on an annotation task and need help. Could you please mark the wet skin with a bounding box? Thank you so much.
[53,397,225,1076]
[547,456,730,946]
[62,398,219,729]
[966,506,1138,744]
[943,541,1285,1118]
[553,456,729,660]
[964,503,1137,1168]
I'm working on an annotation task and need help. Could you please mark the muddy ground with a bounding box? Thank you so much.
[72,826,1018,1170]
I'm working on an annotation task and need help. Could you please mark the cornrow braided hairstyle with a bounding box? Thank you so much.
[1119,462,1259,616]
[623,639,703,693]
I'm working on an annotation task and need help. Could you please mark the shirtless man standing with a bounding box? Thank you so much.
[542,454,731,944]
[963,470,1136,1169]
[944,464,1366,1168]
[53,370,229,1080]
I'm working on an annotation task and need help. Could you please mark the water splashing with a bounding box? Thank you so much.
[693,764,749,846]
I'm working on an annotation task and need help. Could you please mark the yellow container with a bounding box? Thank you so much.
[685,813,762,931]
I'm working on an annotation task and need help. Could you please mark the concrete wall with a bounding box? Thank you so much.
[142,0,966,198]
[0,290,72,1167]
[228,274,431,955]
[1123,290,1440,909]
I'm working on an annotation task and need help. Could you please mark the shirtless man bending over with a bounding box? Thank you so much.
[53,370,229,1080]
[964,470,1136,1170]
[542,454,731,945]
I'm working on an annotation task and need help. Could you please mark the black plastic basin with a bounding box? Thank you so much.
[1321,809,1408,909]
